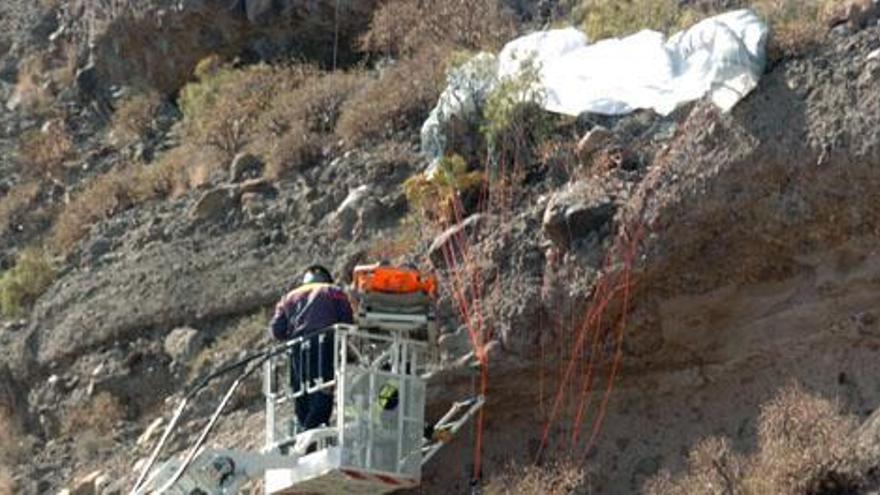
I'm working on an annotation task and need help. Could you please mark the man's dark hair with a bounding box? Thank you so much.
[302,264,333,284]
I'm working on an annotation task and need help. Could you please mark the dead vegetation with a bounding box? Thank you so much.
[110,90,163,146]
[484,460,587,494]
[0,467,15,495]
[18,121,73,179]
[337,47,451,145]
[63,392,126,436]
[572,0,845,57]
[0,181,41,239]
[645,384,869,495]
[360,0,515,57]
[0,408,24,465]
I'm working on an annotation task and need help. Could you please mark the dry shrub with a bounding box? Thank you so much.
[265,70,367,135]
[180,62,317,159]
[0,181,41,238]
[573,0,690,41]
[484,460,586,494]
[367,219,423,260]
[361,0,516,56]
[744,384,862,494]
[646,384,867,495]
[573,0,838,58]
[9,42,78,114]
[751,0,837,57]
[9,54,54,113]
[260,70,367,177]
[264,124,323,179]
[18,121,73,178]
[63,392,125,435]
[0,248,56,318]
[111,90,162,146]
[0,408,24,465]
[51,144,222,253]
[0,466,15,495]
[337,47,451,144]
[645,437,745,495]
[135,144,222,197]
[52,170,135,253]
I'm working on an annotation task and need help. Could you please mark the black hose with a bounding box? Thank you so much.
[132,340,299,493]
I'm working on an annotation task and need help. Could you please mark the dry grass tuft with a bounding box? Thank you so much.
[50,143,223,254]
[361,0,516,57]
[0,181,41,239]
[179,62,317,159]
[337,47,451,145]
[484,460,586,494]
[646,384,867,495]
[18,121,73,178]
[573,0,840,57]
[752,0,838,57]
[63,392,125,436]
[0,408,24,465]
[0,465,15,495]
[263,123,323,179]
[52,170,136,254]
[573,0,689,41]
[744,383,862,493]
[259,70,367,177]
[111,90,162,146]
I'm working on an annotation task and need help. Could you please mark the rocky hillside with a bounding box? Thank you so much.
[2,0,880,494]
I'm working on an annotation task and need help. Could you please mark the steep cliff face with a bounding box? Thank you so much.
[59,0,379,95]
[420,24,880,494]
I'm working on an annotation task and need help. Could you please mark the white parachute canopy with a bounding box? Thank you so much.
[421,9,768,163]
[499,8,769,116]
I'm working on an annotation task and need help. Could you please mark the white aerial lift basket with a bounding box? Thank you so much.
[132,274,483,495]
[263,323,427,494]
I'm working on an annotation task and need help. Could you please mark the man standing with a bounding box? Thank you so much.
[270,265,354,431]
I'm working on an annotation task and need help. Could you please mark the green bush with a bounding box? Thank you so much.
[0,248,55,317]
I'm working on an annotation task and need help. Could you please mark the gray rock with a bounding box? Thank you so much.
[190,186,237,221]
[438,326,472,363]
[70,470,102,495]
[88,237,112,263]
[163,327,203,362]
[229,153,264,182]
[428,214,485,268]
[75,64,99,100]
[857,407,880,459]
[576,126,614,158]
[542,181,615,249]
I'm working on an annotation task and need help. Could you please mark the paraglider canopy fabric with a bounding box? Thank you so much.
[498,9,768,116]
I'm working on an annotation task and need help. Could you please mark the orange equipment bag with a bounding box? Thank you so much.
[353,264,437,296]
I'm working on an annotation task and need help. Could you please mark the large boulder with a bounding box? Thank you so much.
[229,152,264,182]
[190,186,238,222]
[163,327,205,362]
[428,214,486,268]
[542,181,615,250]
